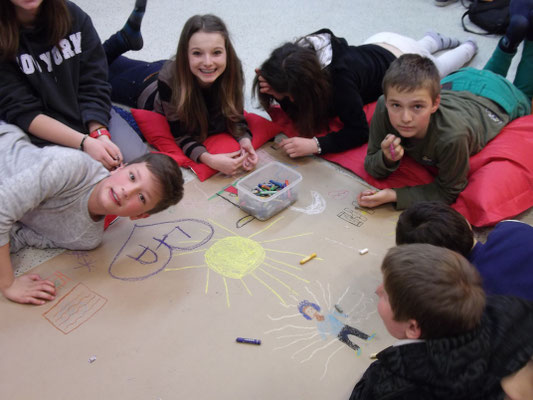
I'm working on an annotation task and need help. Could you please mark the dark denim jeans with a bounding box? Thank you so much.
[108,56,165,108]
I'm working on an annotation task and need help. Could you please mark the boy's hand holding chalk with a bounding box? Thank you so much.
[382,134,402,162]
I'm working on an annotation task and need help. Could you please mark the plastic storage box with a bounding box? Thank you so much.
[237,161,303,221]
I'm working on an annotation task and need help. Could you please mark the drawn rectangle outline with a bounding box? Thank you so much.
[42,282,107,334]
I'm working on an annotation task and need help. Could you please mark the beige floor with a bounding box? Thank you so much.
[4,3,533,398]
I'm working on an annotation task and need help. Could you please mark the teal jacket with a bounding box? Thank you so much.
[441,67,531,120]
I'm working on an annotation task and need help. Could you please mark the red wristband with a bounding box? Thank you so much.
[89,128,111,139]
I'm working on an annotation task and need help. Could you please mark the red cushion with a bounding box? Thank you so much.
[104,214,118,230]
[453,116,533,226]
[268,105,533,227]
[131,109,281,181]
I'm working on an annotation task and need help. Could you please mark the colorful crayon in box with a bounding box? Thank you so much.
[252,179,289,197]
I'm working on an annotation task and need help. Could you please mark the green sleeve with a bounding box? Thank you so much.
[364,97,400,178]
[394,134,470,209]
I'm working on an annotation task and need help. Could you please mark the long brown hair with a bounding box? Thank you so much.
[0,0,71,62]
[171,14,245,141]
[252,42,331,137]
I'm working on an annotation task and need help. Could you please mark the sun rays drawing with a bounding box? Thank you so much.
[264,283,376,380]
[107,217,320,307]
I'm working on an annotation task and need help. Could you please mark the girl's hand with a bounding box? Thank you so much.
[280,137,318,158]
[83,136,123,170]
[2,274,56,305]
[239,138,258,171]
[357,188,397,208]
[381,134,404,164]
[255,69,285,101]
[199,150,247,176]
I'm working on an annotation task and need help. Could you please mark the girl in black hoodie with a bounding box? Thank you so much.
[0,0,148,170]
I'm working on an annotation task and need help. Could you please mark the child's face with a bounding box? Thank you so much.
[303,306,324,321]
[376,283,411,339]
[188,31,227,88]
[385,86,440,140]
[10,0,42,13]
[10,0,42,22]
[89,162,162,219]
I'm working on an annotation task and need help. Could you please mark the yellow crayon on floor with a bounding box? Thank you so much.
[369,353,378,360]
[300,252,317,265]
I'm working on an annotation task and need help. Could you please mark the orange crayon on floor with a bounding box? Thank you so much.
[300,252,317,265]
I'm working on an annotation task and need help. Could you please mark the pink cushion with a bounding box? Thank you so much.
[131,109,281,181]
[268,105,533,227]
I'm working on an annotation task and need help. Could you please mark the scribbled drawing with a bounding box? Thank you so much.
[337,208,368,227]
[209,184,259,228]
[224,185,238,196]
[352,200,375,215]
[290,191,326,215]
[108,219,214,281]
[68,250,96,272]
[164,216,316,307]
[43,283,107,334]
[235,215,256,229]
[43,271,71,290]
[297,300,373,354]
[215,191,240,209]
[265,284,376,380]
[209,182,241,209]
[328,190,349,200]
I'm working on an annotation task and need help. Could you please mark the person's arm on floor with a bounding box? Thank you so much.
[0,243,55,305]
[393,136,470,209]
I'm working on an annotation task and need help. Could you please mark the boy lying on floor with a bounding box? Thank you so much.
[0,123,184,305]
[358,35,532,209]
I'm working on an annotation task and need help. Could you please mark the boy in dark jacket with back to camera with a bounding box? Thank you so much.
[349,243,533,400]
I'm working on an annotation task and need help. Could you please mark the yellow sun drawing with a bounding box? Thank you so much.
[164,217,320,307]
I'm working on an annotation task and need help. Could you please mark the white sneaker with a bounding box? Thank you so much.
[434,0,459,6]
